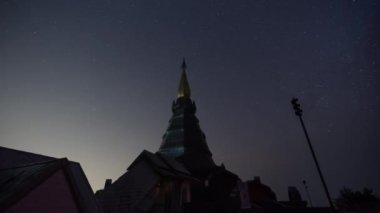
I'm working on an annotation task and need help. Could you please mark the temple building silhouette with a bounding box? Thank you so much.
[0,60,337,213]
[94,60,307,213]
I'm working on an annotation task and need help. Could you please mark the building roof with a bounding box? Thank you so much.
[0,146,101,213]
[96,150,198,213]
[129,150,196,181]
[0,146,55,169]
[0,158,70,209]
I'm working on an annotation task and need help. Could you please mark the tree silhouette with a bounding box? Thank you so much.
[335,187,379,211]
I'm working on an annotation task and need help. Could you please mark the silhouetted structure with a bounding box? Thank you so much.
[95,150,196,213]
[303,180,313,207]
[158,60,216,176]
[246,177,277,205]
[158,60,241,212]
[96,60,240,213]
[0,63,351,213]
[278,186,308,208]
[291,98,334,210]
[0,146,100,213]
[95,61,334,213]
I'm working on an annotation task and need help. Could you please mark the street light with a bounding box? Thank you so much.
[291,98,335,210]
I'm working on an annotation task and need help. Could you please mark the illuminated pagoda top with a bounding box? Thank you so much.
[158,60,216,174]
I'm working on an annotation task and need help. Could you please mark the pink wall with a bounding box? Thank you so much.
[7,169,80,213]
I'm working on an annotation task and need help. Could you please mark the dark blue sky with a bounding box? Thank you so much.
[0,0,379,206]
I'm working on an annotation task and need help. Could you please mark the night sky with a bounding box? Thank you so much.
[1,0,379,206]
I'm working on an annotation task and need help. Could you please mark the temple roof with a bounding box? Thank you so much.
[0,159,67,208]
[95,150,197,213]
[0,146,101,213]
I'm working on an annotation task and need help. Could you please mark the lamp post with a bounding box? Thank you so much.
[302,180,313,207]
[291,98,335,210]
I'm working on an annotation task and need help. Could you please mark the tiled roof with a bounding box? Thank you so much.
[0,158,70,210]
[0,146,55,169]
[0,146,101,213]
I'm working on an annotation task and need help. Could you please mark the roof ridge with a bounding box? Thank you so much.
[0,158,69,209]
[155,153,191,177]
[0,146,56,159]
[0,158,68,171]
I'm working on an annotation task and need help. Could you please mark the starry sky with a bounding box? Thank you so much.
[0,0,379,206]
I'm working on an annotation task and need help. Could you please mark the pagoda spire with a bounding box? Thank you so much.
[176,59,191,99]
[159,59,215,173]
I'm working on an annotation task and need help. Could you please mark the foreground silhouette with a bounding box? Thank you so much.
[335,187,380,212]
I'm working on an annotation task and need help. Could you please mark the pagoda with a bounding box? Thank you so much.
[96,60,241,213]
[158,60,216,177]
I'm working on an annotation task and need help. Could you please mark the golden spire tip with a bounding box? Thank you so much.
[177,59,191,99]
